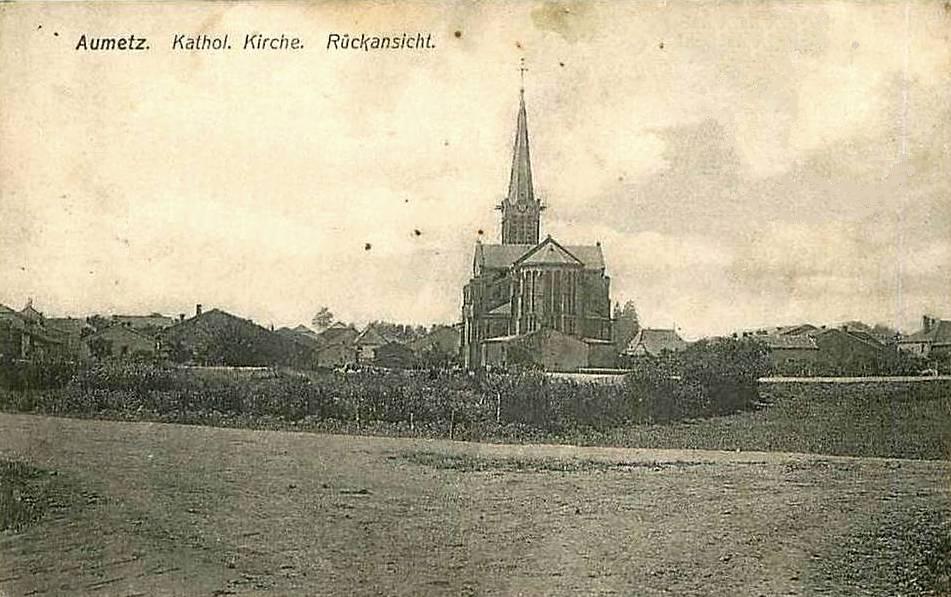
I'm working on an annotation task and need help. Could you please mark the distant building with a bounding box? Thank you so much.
[372,342,416,369]
[624,328,688,358]
[160,307,313,367]
[899,315,951,359]
[735,322,887,374]
[353,325,389,363]
[314,342,357,368]
[46,317,94,361]
[111,314,176,336]
[758,334,820,371]
[0,303,65,360]
[85,325,158,359]
[809,326,885,373]
[408,325,461,360]
[461,86,614,371]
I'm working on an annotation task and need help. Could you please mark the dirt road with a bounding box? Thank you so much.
[0,413,948,596]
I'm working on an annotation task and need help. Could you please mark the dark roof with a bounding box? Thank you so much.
[760,335,818,350]
[276,327,323,349]
[86,324,154,343]
[408,326,461,353]
[112,314,176,329]
[901,319,951,345]
[46,317,90,336]
[354,325,388,346]
[514,237,584,267]
[625,329,688,356]
[19,304,43,322]
[316,322,358,345]
[475,242,605,272]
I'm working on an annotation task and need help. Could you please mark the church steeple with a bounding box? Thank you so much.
[506,90,535,206]
[500,61,542,245]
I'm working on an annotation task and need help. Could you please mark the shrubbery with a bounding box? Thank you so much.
[0,359,80,391]
[0,339,770,439]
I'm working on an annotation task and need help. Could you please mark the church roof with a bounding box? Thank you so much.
[506,90,535,206]
[514,237,584,267]
[475,242,605,272]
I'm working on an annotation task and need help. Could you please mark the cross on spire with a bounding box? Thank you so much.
[519,58,528,93]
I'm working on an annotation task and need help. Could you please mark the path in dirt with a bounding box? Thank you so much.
[0,413,948,596]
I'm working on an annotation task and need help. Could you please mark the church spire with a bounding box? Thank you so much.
[500,60,542,245]
[506,78,535,206]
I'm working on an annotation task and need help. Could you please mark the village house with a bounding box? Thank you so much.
[0,302,67,361]
[46,317,94,361]
[461,86,614,371]
[111,314,176,337]
[353,325,389,363]
[899,315,951,364]
[84,325,158,359]
[623,328,688,358]
[408,325,461,361]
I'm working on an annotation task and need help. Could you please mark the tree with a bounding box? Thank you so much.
[312,307,335,331]
[614,300,640,353]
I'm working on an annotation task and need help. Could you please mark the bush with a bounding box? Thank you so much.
[0,359,80,391]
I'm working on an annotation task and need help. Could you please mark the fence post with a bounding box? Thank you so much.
[496,392,501,425]
[449,409,455,440]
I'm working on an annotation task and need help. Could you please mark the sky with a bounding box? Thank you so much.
[1,1,949,339]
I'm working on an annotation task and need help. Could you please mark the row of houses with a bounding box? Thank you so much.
[276,321,462,369]
[613,315,950,376]
[2,299,946,374]
[726,315,950,374]
[0,301,463,370]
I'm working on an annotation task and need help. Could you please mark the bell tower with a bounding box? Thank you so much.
[499,61,543,245]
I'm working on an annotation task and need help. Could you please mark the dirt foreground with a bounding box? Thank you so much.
[0,413,949,596]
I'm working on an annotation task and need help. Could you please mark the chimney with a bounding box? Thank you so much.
[196,304,203,317]
[179,313,185,322]
[923,315,935,333]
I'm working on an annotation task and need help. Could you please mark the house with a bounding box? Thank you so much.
[461,87,613,369]
[111,314,176,337]
[624,328,688,358]
[408,325,461,356]
[160,307,315,367]
[353,325,389,363]
[314,322,359,348]
[84,325,158,359]
[46,317,93,361]
[759,334,820,372]
[276,326,323,351]
[0,302,67,361]
[808,326,885,373]
[372,342,416,369]
[899,315,951,360]
[0,306,65,361]
[314,341,357,368]
[482,328,590,372]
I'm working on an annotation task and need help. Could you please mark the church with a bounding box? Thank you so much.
[461,87,616,371]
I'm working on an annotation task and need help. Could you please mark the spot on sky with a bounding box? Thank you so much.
[364,243,372,251]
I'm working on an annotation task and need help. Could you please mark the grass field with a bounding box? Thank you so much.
[563,381,951,461]
[1,413,949,596]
